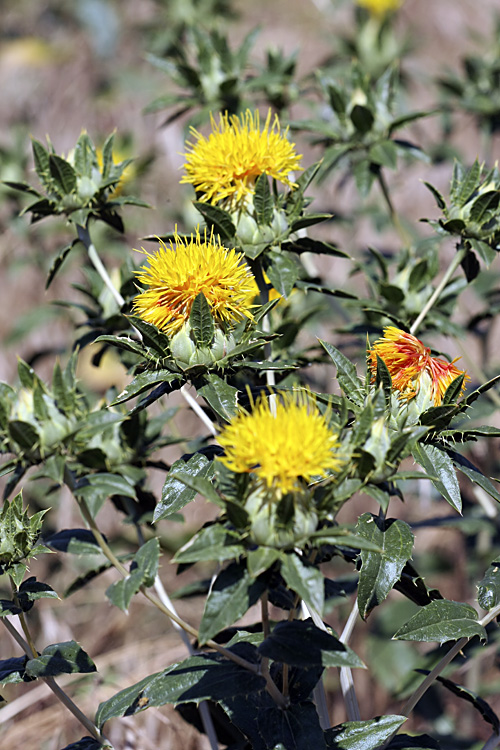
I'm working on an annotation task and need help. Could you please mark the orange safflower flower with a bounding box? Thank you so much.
[368,326,469,406]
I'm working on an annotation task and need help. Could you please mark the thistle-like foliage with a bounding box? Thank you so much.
[133,228,256,337]
[217,390,344,495]
[181,109,302,206]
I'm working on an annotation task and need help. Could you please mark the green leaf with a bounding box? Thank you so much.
[253,173,274,224]
[49,154,77,195]
[432,672,499,733]
[412,443,462,513]
[106,569,143,612]
[470,190,499,223]
[448,449,500,504]
[189,292,215,347]
[95,651,265,729]
[258,619,364,669]
[46,239,79,289]
[281,553,324,615]
[25,641,96,678]
[198,561,266,644]
[74,473,136,517]
[223,693,327,750]
[442,373,465,405]
[45,529,102,556]
[193,201,236,240]
[393,599,486,643]
[198,373,239,421]
[73,132,97,177]
[0,656,31,684]
[168,471,223,509]
[17,577,58,610]
[265,250,298,297]
[356,514,414,619]
[126,316,170,356]
[375,354,392,407]
[154,453,213,521]
[325,715,407,749]
[247,547,281,578]
[423,181,446,210]
[174,524,244,563]
[350,104,374,134]
[478,561,500,610]
[319,340,363,406]
[134,538,160,587]
[112,370,178,405]
[31,138,50,180]
[59,737,105,750]
[469,238,497,265]
[8,420,40,452]
[457,159,481,206]
[369,141,398,170]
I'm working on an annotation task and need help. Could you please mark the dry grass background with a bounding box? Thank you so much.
[1,0,500,747]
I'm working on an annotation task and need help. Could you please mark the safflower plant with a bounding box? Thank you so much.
[3,4,500,750]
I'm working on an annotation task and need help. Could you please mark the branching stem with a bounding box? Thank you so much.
[383,601,500,748]
[2,614,106,744]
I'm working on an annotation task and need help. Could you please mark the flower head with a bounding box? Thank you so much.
[181,109,302,206]
[217,390,344,495]
[356,0,402,16]
[133,228,256,337]
[368,326,469,406]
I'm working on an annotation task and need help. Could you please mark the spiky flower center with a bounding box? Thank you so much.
[133,228,256,337]
[181,109,302,206]
[217,391,344,495]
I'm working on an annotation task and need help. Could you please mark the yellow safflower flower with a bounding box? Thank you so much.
[133,228,256,337]
[217,390,344,495]
[181,109,302,206]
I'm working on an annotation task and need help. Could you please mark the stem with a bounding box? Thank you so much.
[339,598,361,722]
[180,383,217,436]
[300,601,331,728]
[67,474,271,683]
[482,731,500,750]
[132,516,219,750]
[261,592,270,639]
[2,617,106,744]
[250,258,276,413]
[77,223,125,308]
[410,244,467,336]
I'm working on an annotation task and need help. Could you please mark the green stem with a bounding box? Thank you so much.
[77,223,124,308]
[250,258,276,410]
[2,613,107,744]
[410,244,467,336]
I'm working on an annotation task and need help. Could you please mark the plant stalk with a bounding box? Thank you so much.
[77,223,125,308]
[2,617,106,744]
[339,598,361,722]
[383,600,500,748]
[410,244,467,336]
